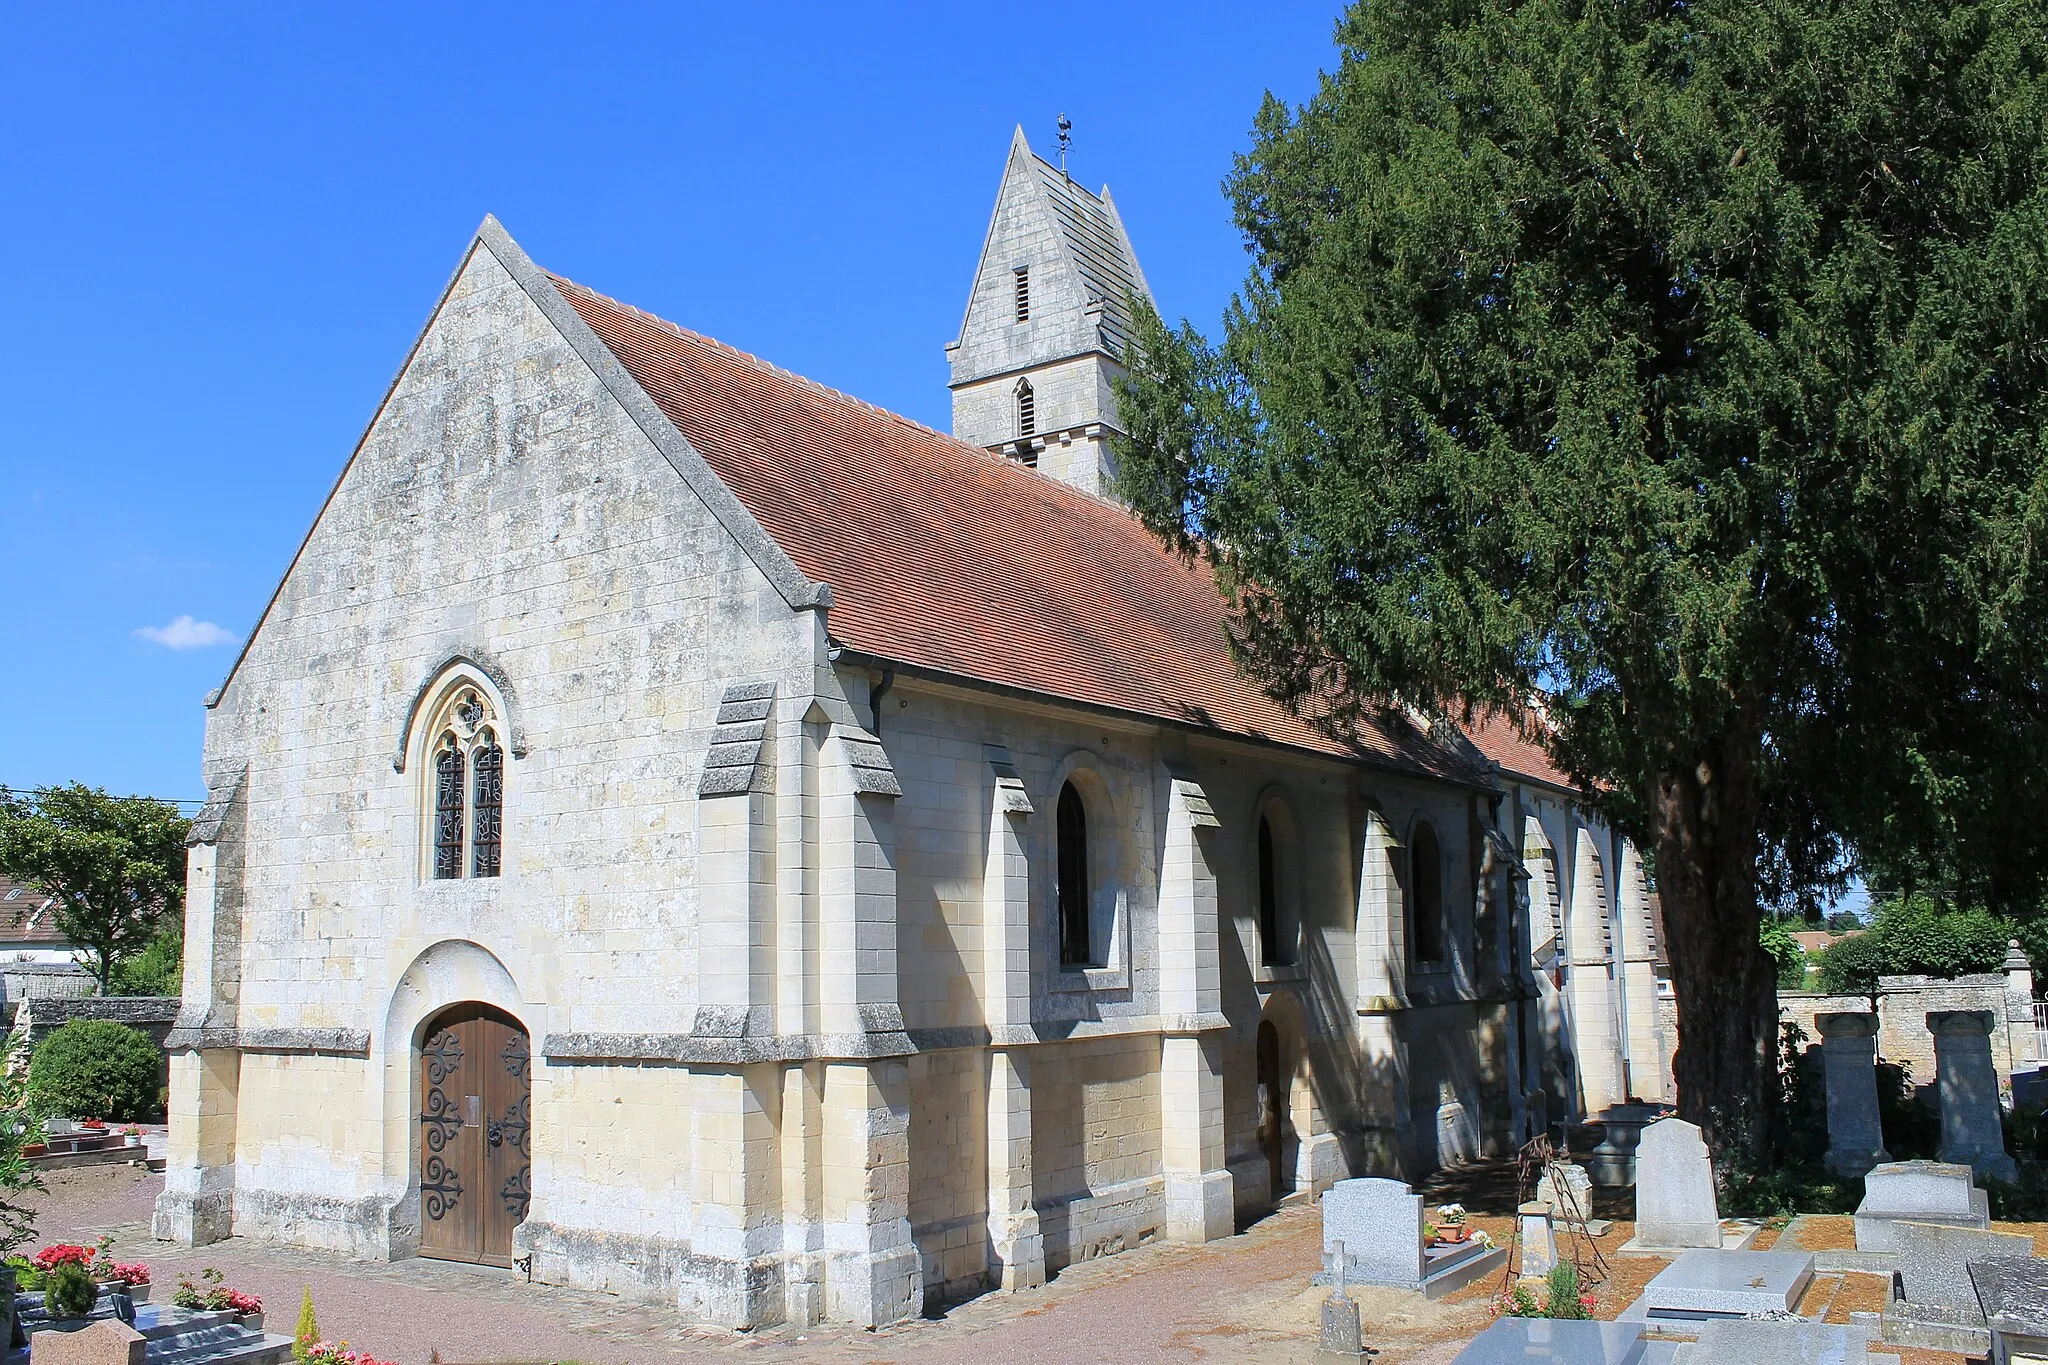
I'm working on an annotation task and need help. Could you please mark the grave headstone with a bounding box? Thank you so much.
[1321,1178,1423,1288]
[1518,1202,1558,1278]
[1317,1241,1366,1362]
[1536,1162,1594,1220]
[1968,1254,2048,1365]
[1854,1160,1988,1252]
[27,1319,144,1365]
[1633,1117,1721,1249]
[1928,1009,2019,1182]
[1317,1177,1506,1299]
[1816,1012,1889,1177]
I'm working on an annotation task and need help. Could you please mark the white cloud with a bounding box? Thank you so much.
[135,615,237,650]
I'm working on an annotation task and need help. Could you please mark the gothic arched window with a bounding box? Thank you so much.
[1056,780,1090,965]
[1409,820,1443,963]
[422,685,505,881]
[1258,815,1281,966]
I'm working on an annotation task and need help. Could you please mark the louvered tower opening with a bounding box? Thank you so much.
[1014,266,1030,322]
[1017,380,1035,438]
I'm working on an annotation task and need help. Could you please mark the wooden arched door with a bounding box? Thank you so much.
[418,1002,531,1266]
[1257,1019,1287,1198]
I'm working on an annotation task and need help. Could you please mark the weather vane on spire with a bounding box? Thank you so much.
[1056,114,1073,176]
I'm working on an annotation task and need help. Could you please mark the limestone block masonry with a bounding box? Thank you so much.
[152,182,1627,1328]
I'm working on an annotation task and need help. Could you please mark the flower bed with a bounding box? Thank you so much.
[308,1345,399,1365]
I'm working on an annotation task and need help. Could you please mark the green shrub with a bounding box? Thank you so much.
[1544,1262,1590,1319]
[109,925,181,997]
[44,1260,94,1319]
[1816,895,2015,995]
[28,1021,162,1121]
[1721,1022,1862,1216]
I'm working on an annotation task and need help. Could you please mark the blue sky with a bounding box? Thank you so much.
[0,3,1340,803]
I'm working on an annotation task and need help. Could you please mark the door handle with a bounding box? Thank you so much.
[487,1119,504,1148]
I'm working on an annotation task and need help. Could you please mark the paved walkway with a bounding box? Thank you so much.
[18,1168,1497,1365]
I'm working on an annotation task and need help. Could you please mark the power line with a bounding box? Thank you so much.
[0,786,206,814]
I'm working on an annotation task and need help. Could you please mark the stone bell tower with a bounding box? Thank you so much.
[946,126,1152,500]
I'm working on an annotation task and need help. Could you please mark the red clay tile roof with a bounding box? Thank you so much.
[0,875,69,945]
[1460,707,1581,792]
[550,274,1482,783]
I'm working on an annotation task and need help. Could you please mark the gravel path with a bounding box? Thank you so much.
[17,1169,1497,1363]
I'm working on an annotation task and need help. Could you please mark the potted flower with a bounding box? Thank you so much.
[101,1260,151,1303]
[118,1127,143,1148]
[1433,1203,1472,1244]
[174,1268,262,1329]
[308,1345,400,1365]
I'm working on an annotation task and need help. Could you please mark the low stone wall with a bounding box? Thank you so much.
[1780,960,2037,1092]
[12,997,181,1088]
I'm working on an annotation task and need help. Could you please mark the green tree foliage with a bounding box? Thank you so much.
[29,1020,163,1122]
[0,1037,46,1256]
[0,786,189,995]
[109,925,182,998]
[1759,919,1809,990]
[1112,0,2048,1157]
[1825,911,1864,933]
[1816,896,2015,994]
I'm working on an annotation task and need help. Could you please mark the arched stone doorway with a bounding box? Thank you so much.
[417,1002,530,1266]
[1256,1019,1290,1199]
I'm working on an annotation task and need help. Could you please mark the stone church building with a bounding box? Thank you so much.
[157,130,1663,1328]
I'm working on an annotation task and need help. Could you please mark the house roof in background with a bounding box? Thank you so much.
[0,876,69,945]
[548,270,1485,785]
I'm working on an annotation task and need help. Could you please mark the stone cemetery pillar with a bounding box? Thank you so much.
[1353,807,1409,1168]
[1816,1011,1890,1177]
[1632,1117,1721,1249]
[1518,1201,1558,1278]
[980,748,1043,1290]
[691,1068,786,1327]
[1158,775,1232,1243]
[1928,1009,2018,1182]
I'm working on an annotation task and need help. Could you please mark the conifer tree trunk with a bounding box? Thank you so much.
[1653,719,1777,1163]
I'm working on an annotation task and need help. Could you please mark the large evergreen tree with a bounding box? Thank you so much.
[1115,0,2048,1158]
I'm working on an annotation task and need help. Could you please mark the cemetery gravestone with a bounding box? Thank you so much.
[1816,1012,1889,1177]
[1317,1241,1366,1362]
[1518,1202,1558,1278]
[1319,1177,1505,1299]
[1321,1178,1423,1289]
[1854,1160,1988,1252]
[1928,1009,2019,1182]
[1632,1117,1721,1249]
[1536,1162,1593,1221]
[27,1319,145,1365]
[1640,1249,1815,1320]
[1968,1255,2048,1365]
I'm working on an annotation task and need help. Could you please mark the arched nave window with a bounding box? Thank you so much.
[423,685,504,880]
[1056,780,1091,965]
[1409,820,1444,963]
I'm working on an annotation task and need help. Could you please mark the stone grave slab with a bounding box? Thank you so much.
[1518,1201,1558,1278]
[1640,1249,1815,1320]
[1632,1119,1721,1250]
[1893,1218,2033,1311]
[1970,1255,2048,1365]
[1670,1320,1890,1364]
[1854,1160,1988,1252]
[1451,1318,1649,1364]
